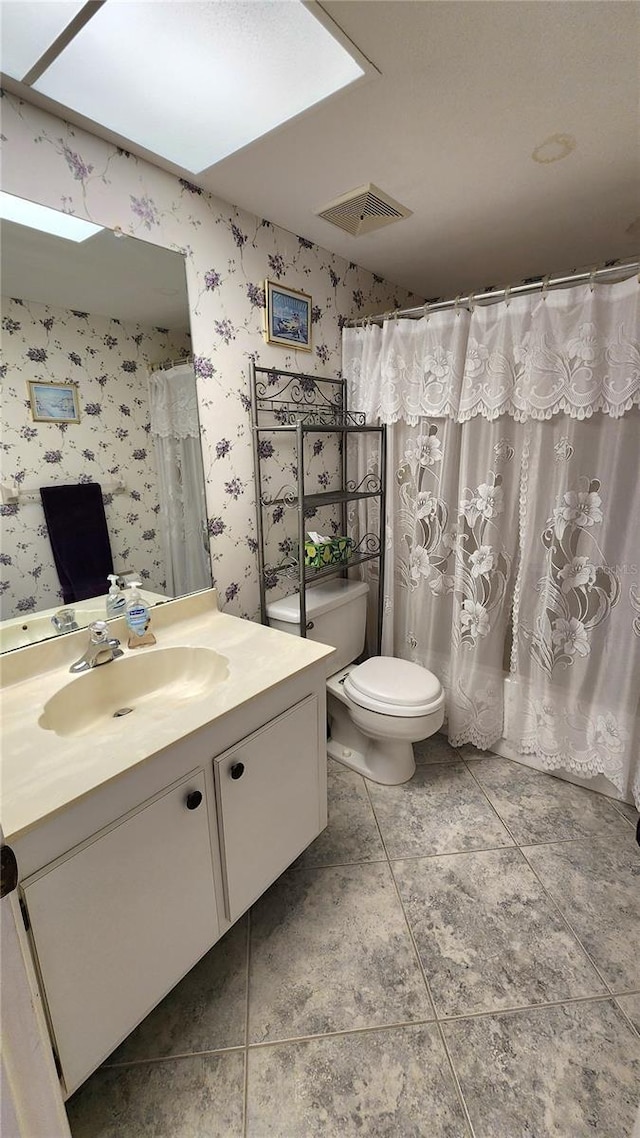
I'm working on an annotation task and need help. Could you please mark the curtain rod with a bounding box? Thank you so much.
[349,257,640,327]
[147,354,192,373]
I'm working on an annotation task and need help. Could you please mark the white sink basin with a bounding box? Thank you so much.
[38,647,229,738]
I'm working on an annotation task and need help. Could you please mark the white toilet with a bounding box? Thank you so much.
[267,579,444,784]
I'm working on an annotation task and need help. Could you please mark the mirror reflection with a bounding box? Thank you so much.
[0,209,212,652]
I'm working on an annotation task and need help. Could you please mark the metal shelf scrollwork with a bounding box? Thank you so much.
[345,474,382,496]
[250,361,386,654]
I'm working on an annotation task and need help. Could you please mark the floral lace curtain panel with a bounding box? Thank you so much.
[343,278,640,806]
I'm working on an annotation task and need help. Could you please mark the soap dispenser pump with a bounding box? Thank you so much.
[106,573,126,618]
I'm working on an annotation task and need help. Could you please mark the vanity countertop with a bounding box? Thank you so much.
[0,590,334,842]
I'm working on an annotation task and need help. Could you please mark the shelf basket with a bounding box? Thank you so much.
[303,536,353,569]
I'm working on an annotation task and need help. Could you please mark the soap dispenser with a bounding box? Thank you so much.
[125,580,156,648]
[106,574,127,618]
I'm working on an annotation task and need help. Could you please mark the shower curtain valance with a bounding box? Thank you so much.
[344,277,640,425]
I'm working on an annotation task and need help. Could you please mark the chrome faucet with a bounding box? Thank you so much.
[52,608,78,634]
[70,621,123,673]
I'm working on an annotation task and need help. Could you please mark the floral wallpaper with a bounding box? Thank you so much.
[0,91,419,621]
[0,294,190,618]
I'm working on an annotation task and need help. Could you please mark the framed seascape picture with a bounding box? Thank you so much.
[264,280,312,351]
[28,380,80,424]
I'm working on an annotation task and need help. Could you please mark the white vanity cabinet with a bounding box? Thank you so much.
[215,694,321,921]
[14,680,328,1098]
[21,769,218,1096]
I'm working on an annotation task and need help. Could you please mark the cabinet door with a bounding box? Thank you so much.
[214,695,322,922]
[22,770,218,1096]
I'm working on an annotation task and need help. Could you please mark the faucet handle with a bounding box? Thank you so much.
[51,608,77,633]
[88,620,121,651]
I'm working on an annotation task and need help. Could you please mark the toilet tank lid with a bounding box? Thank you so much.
[266,579,369,623]
[347,656,442,708]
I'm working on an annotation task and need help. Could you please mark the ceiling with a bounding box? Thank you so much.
[1,221,190,329]
[2,1,639,300]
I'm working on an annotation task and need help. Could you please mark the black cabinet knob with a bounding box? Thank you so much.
[230,762,245,780]
[185,790,203,810]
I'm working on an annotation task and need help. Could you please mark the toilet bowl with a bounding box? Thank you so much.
[326,658,444,784]
[266,580,444,785]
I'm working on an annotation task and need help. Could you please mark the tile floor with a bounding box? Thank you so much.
[67,738,640,1137]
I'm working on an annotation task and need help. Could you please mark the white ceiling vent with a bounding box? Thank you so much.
[316,183,412,237]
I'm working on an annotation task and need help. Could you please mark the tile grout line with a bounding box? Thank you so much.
[462,756,618,1000]
[363,772,477,1138]
[459,756,524,849]
[104,985,640,1071]
[246,1016,439,1051]
[613,998,640,1039]
[296,830,618,874]
[517,844,616,997]
[438,990,627,1023]
[297,855,389,870]
[101,1044,245,1069]
[241,909,251,1138]
[434,1022,478,1138]
[609,801,639,829]
[100,985,639,1072]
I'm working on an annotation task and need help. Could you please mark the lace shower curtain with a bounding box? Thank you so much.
[148,364,210,598]
[343,277,640,806]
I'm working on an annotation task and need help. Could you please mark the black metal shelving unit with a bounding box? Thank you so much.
[249,362,386,653]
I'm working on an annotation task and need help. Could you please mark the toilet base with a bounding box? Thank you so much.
[327,691,417,785]
[326,667,445,786]
[327,733,416,785]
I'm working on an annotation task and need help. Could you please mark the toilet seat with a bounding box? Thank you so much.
[343,656,443,717]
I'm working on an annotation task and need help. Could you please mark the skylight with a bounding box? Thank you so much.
[0,1,86,81]
[33,1,365,173]
[0,193,103,242]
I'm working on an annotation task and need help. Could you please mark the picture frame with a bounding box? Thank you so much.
[27,380,80,424]
[264,280,312,351]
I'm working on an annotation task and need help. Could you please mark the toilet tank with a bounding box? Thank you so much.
[266,579,369,672]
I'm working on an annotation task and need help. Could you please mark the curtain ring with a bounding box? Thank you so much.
[454,294,462,316]
[504,285,511,308]
[589,266,598,293]
[467,292,476,313]
[423,302,430,323]
[541,274,550,300]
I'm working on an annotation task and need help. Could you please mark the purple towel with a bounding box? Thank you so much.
[40,483,114,604]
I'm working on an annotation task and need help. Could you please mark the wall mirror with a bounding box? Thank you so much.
[0,202,212,652]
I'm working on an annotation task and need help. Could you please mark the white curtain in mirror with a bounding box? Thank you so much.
[148,364,210,598]
[343,278,640,806]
